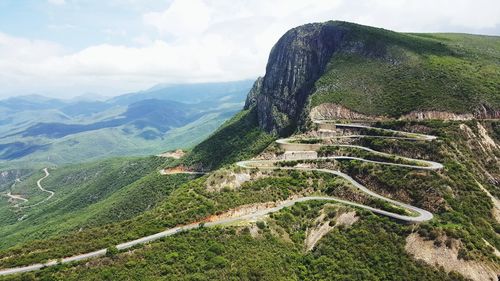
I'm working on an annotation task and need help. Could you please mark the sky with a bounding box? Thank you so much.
[0,0,499,99]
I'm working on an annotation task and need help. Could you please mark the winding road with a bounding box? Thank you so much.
[3,179,28,204]
[20,168,53,209]
[0,122,442,276]
[236,121,440,222]
[5,192,28,202]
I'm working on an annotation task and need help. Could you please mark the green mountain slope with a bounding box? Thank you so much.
[250,21,499,134]
[182,108,274,171]
[311,31,500,117]
[0,156,195,249]
[1,120,497,280]
[0,21,499,281]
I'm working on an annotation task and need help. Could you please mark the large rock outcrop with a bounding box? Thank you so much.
[243,77,263,109]
[255,22,349,135]
[251,21,391,135]
[247,20,499,135]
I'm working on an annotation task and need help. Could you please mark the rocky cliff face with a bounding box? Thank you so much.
[243,77,263,110]
[251,21,392,135]
[400,104,500,120]
[310,103,497,121]
[309,103,371,120]
[473,104,500,119]
[247,21,499,134]
[254,22,350,135]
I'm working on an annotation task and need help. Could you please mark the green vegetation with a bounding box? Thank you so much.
[339,121,500,263]
[356,136,443,162]
[311,26,499,116]
[105,246,119,258]
[367,198,413,216]
[303,216,462,280]
[1,21,499,280]
[0,80,252,170]
[0,119,497,281]
[0,109,273,268]
[0,168,396,269]
[183,108,274,171]
[0,206,460,281]
[0,170,320,268]
[317,145,426,167]
[293,138,322,144]
[0,110,236,171]
[0,156,192,250]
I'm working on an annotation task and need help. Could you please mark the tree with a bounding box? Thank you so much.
[106,246,119,258]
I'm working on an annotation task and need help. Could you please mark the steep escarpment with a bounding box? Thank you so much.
[254,21,405,134]
[243,77,263,109]
[248,21,500,135]
[254,22,349,134]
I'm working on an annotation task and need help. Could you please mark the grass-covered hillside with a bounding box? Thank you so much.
[0,119,498,280]
[0,106,274,254]
[183,108,274,171]
[310,23,500,117]
[0,156,193,250]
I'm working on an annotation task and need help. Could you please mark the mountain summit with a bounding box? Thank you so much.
[247,21,500,134]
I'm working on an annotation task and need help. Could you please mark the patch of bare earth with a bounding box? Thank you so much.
[477,123,499,151]
[160,165,202,175]
[459,123,499,158]
[5,192,28,203]
[405,233,499,281]
[205,170,267,192]
[309,103,373,120]
[482,239,500,259]
[203,195,310,224]
[204,201,280,222]
[401,111,474,121]
[157,149,186,159]
[457,122,498,185]
[335,211,358,227]
[248,224,260,238]
[305,220,332,252]
[304,210,358,252]
[309,103,482,122]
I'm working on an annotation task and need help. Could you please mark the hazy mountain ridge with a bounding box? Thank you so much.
[0,80,253,167]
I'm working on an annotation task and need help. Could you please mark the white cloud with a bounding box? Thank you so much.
[1,0,500,98]
[48,0,66,5]
[0,32,260,97]
[0,33,63,61]
[143,0,212,37]
[329,0,500,33]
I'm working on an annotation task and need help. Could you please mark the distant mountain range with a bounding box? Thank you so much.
[0,80,253,169]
